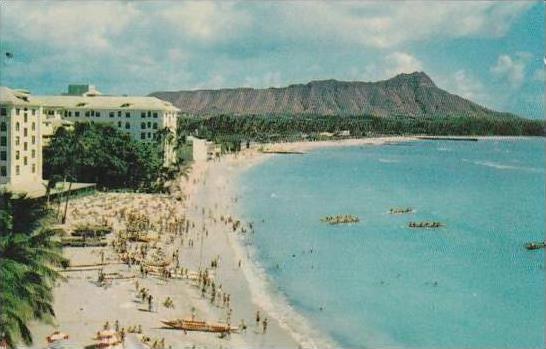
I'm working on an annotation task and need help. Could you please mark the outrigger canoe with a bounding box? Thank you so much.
[161,319,238,333]
[525,241,545,250]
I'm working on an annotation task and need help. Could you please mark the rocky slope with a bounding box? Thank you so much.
[150,72,516,118]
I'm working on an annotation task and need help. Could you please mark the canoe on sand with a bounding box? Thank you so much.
[161,319,238,333]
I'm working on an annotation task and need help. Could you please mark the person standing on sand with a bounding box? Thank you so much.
[262,317,268,334]
[255,310,260,327]
[148,294,153,312]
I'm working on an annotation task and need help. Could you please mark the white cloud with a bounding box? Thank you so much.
[161,2,252,42]
[344,52,423,82]
[450,69,489,105]
[1,1,139,51]
[273,1,534,48]
[490,53,531,88]
[384,52,423,77]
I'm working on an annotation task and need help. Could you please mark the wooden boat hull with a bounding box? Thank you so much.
[161,320,238,333]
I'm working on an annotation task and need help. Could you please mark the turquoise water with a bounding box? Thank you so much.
[237,138,545,349]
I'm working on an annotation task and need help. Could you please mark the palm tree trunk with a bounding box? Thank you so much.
[61,181,72,224]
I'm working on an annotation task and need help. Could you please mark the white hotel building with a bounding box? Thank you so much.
[0,87,44,189]
[0,85,180,192]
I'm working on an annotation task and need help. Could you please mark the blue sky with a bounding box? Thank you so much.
[0,1,543,118]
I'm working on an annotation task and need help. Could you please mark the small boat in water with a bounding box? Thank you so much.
[408,221,443,228]
[525,241,545,250]
[389,208,414,215]
[321,215,360,225]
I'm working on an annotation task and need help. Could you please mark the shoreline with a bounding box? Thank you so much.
[180,136,422,349]
[28,135,531,349]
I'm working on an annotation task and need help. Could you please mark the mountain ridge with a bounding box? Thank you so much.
[150,72,517,119]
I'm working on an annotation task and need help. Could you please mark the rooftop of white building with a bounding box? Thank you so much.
[0,86,42,106]
[34,95,180,112]
[1,85,180,112]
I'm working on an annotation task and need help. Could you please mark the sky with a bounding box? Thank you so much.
[0,1,543,118]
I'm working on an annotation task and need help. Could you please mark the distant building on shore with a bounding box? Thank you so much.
[0,85,181,193]
[63,84,101,97]
[188,136,221,162]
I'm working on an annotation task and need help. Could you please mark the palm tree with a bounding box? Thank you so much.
[154,127,175,165]
[0,191,68,348]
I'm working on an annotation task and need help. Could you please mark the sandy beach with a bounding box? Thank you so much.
[29,136,416,349]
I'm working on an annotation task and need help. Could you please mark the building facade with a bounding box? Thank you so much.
[0,87,43,189]
[1,85,181,192]
[35,88,180,166]
[189,136,221,162]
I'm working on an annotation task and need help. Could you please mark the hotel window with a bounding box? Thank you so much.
[85,111,90,117]
[15,108,20,115]
[15,151,19,160]
[32,109,36,116]
[75,111,80,117]
[109,112,114,118]
[0,108,6,116]
[31,149,35,158]
[96,111,101,117]
[118,111,122,117]
[153,123,158,130]
[117,121,122,128]
[31,136,35,145]
[125,122,130,129]
[23,128,27,137]
[147,122,151,128]
[1,136,7,146]
[0,151,5,160]
[68,111,72,117]
[125,112,130,118]
[0,122,6,131]
[147,132,151,138]
[15,165,20,175]
[23,157,27,165]
[64,110,68,117]
[15,136,19,146]
[141,112,146,118]
[32,164,36,173]
[31,122,35,131]
[141,122,146,129]
[1,166,6,177]
[23,142,27,151]
[147,111,151,117]
[15,122,20,131]
[153,112,158,118]
[141,132,146,140]
[24,115,27,123]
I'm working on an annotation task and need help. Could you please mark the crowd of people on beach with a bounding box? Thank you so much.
[55,154,276,349]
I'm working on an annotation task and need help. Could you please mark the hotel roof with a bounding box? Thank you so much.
[0,86,42,106]
[34,95,180,112]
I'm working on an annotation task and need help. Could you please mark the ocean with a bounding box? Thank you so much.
[236,138,545,349]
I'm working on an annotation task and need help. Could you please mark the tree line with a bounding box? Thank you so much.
[178,114,545,145]
[43,122,165,191]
